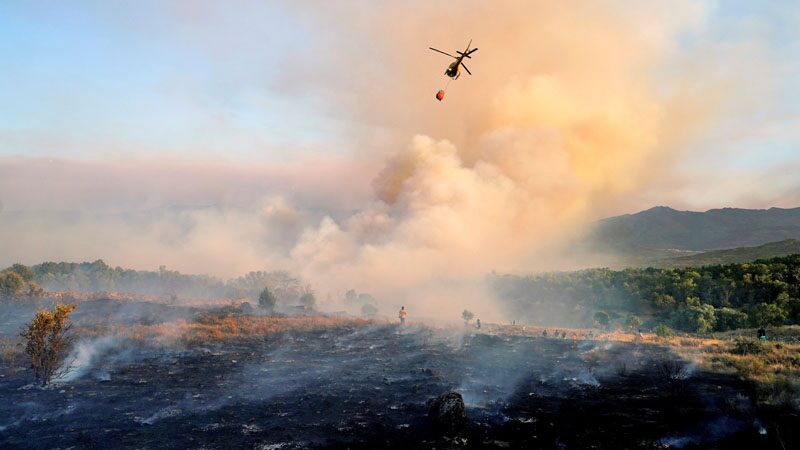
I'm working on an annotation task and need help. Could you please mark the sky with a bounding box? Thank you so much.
[1,1,800,314]
[1,1,798,210]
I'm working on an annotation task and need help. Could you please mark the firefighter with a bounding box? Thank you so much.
[757,327,767,342]
[399,306,408,325]
[476,318,481,329]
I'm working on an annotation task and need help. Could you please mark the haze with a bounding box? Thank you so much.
[2,0,800,317]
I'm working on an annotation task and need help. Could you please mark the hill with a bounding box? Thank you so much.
[586,206,800,266]
[655,239,800,268]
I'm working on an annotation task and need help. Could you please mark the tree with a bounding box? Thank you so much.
[625,314,642,331]
[653,294,676,309]
[299,291,316,310]
[258,287,277,312]
[7,263,33,282]
[0,272,25,298]
[361,303,378,317]
[20,303,76,386]
[715,307,749,331]
[654,323,675,338]
[750,303,787,327]
[669,304,716,334]
[462,310,474,323]
[593,311,610,329]
[25,281,45,298]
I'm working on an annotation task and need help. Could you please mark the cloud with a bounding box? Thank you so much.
[1,1,787,320]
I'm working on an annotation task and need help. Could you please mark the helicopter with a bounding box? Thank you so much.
[429,39,478,80]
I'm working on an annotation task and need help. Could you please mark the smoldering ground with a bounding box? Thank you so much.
[1,298,790,449]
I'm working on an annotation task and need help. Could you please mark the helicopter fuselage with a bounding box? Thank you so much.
[445,59,463,79]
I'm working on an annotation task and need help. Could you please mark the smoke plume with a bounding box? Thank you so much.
[0,1,758,319]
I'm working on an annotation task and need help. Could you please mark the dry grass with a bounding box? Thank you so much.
[182,314,370,344]
[0,336,23,365]
[75,314,373,345]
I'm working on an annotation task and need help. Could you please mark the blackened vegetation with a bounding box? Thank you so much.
[1,318,797,449]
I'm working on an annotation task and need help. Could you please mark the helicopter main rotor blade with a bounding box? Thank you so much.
[461,62,472,75]
[429,47,457,58]
[457,51,472,59]
[466,47,478,55]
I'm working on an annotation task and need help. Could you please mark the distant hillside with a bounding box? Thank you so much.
[588,206,800,260]
[654,239,800,268]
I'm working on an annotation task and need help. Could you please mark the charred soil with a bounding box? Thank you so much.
[0,301,797,449]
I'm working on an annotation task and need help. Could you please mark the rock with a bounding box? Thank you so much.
[427,391,467,430]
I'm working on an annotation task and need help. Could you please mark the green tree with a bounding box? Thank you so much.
[670,304,716,333]
[299,291,316,309]
[654,323,674,338]
[653,294,676,309]
[593,311,611,329]
[625,314,642,331]
[462,309,474,323]
[0,272,25,298]
[258,287,277,312]
[7,263,33,282]
[750,303,787,327]
[715,307,749,331]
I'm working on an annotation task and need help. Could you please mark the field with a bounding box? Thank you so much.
[1,299,798,449]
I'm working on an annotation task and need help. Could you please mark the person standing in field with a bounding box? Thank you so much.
[399,306,408,325]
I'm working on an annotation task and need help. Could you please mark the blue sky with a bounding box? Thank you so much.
[2,0,800,277]
[1,0,799,206]
[0,1,339,161]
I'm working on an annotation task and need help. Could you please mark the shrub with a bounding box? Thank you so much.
[654,323,674,338]
[669,304,716,333]
[625,314,642,331]
[593,311,610,329]
[657,359,690,381]
[715,307,749,331]
[258,287,277,312]
[732,337,763,355]
[361,303,378,317]
[729,355,768,379]
[0,272,25,298]
[299,292,316,310]
[462,310,474,323]
[751,303,788,327]
[20,303,76,386]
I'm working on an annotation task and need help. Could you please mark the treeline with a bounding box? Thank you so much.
[492,254,800,333]
[1,260,310,305]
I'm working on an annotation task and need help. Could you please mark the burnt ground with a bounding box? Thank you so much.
[1,308,798,449]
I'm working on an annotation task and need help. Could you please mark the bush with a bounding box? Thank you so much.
[462,310,474,323]
[20,303,76,386]
[751,303,788,327]
[669,304,716,333]
[593,311,610,329]
[0,272,25,298]
[657,359,690,381]
[625,314,642,331]
[654,323,674,338]
[258,287,277,312]
[730,355,768,379]
[299,292,316,309]
[715,307,749,331]
[732,337,763,355]
[361,303,378,317]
